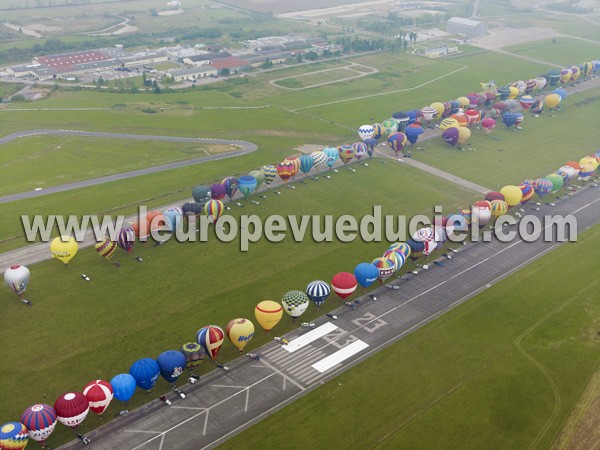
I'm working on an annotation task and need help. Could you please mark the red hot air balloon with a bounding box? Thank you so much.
[331,272,357,300]
[54,392,89,429]
[83,380,114,415]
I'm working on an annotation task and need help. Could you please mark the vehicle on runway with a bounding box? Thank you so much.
[274,337,289,345]
[433,261,445,267]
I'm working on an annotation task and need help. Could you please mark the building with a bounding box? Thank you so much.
[446,17,487,38]
[210,56,248,73]
[243,52,291,69]
[120,53,168,68]
[420,46,459,59]
[169,65,217,81]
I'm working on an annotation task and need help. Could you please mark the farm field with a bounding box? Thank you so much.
[0,136,239,196]
[0,161,477,445]
[223,223,600,450]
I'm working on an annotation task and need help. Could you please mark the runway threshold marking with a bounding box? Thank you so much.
[283,322,337,353]
[312,340,369,373]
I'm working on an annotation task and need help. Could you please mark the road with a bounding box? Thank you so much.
[58,182,600,450]
[0,130,257,204]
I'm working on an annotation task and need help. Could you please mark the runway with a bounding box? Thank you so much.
[58,183,600,449]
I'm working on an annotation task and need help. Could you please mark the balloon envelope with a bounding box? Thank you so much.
[0,422,29,450]
[210,183,227,200]
[331,272,357,299]
[226,318,255,351]
[222,177,239,199]
[54,392,89,428]
[255,300,283,332]
[192,185,212,204]
[180,342,204,369]
[4,264,30,297]
[50,236,78,264]
[281,290,310,319]
[110,374,137,403]
[157,350,187,383]
[83,380,114,415]
[306,280,331,308]
[129,358,160,391]
[21,404,57,444]
[354,262,380,288]
[196,325,225,360]
[238,175,257,198]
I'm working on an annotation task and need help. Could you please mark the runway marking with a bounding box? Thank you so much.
[158,434,165,450]
[258,358,306,391]
[171,406,207,411]
[125,430,163,434]
[212,385,246,389]
[312,340,370,373]
[283,322,338,352]
[286,350,326,373]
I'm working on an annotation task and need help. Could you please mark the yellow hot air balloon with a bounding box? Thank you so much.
[500,185,523,207]
[508,86,519,99]
[254,300,283,332]
[579,156,599,170]
[439,117,459,131]
[226,318,255,351]
[50,236,78,264]
[430,102,444,119]
[457,127,471,145]
[456,96,470,109]
[490,200,508,217]
[545,93,561,110]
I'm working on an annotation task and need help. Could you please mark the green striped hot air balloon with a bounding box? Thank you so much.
[261,165,277,186]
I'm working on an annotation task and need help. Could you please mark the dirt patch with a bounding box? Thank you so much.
[295,144,325,154]
[158,9,185,16]
[206,144,240,154]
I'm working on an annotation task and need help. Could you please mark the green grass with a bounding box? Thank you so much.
[0,135,238,196]
[223,224,600,449]
[412,86,600,188]
[0,162,477,446]
[503,38,600,67]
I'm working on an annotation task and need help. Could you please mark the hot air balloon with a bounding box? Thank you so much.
[391,111,410,130]
[500,185,523,207]
[331,272,357,300]
[545,93,561,110]
[21,404,57,447]
[405,124,424,145]
[116,226,135,254]
[519,95,534,109]
[323,147,339,168]
[205,199,224,222]
[534,76,547,90]
[192,185,212,205]
[354,262,379,288]
[83,380,113,415]
[389,242,411,259]
[430,102,444,119]
[238,175,257,198]
[196,325,225,360]
[533,178,553,197]
[383,248,405,271]
[457,127,471,146]
[481,117,496,134]
[363,138,378,158]
[338,144,355,164]
[182,201,203,216]
[498,86,510,100]
[560,68,572,84]
[226,318,255,351]
[54,392,89,429]
[306,280,330,309]
[485,191,504,202]
[421,106,437,125]
[310,151,328,170]
[299,154,314,174]
[132,217,150,242]
[450,114,468,127]
[442,127,459,147]
[546,173,564,193]
[50,236,78,264]
[261,166,278,186]
[372,123,385,139]
[95,237,117,262]
[502,112,518,128]
[254,300,283,332]
[352,142,368,160]
[406,238,425,261]
[180,342,204,369]
[530,99,544,114]
[579,164,595,181]
[222,177,239,199]
[110,374,137,404]
[464,109,481,126]
[162,207,183,232]
[285,156,301,177]
[519,183,534,205]
[358,124,374,140]
[210,183,227,200]
[472,200,492,228]
[490,200,508,217]
[281,290,310,321]
[249,169,265,188]
[387,132,407,155]
[372,257,396,281]
[157,350,187,383]
[439,117,459,131]
[129,358,160,392]
[382,118,398,135]
[276,160,295,182]
[525,79,537,95]
[3,264,30,304]
[0,422,29,450]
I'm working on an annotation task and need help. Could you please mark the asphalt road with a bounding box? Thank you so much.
[58,183,600,450]
[0,130,257,204]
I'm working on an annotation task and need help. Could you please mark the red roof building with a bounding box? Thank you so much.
[209,56,248,71]
[36,51,113,72]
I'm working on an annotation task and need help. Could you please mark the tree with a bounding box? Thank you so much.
[295,53,302,63]
[220,68,230,76]
[305,50,318,61]
[261,58,273,69]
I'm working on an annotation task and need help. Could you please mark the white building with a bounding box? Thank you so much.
[446,17,487,38]
[169,65,217,81]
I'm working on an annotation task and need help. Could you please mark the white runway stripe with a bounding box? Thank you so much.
[312,340,369,373]
[284,322,338,353]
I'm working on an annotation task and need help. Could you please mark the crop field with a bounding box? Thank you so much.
[503,38,600,67]
[223,223,600,450]
[0,161,477,446]
[272,66,373,89]
[0,136,238,196]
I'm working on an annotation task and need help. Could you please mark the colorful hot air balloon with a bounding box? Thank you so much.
[109,374,137,403]
[261,166,278,186]
[481,117,496,134]
[50,236,78,264]
[519,95,534,109]
[249,169,266,188]
[372,257,396,281]
[310,151,328,169]
[180,342,204,369]
[299,154,314,174]
[156,350,187,383]
[222,176,239,199]
[389,242,411,259]
[323,147,339,168]
[83,380,114,415]
[500,185,523,207]
[196,325,225,360]
[276,160,295,182]
[383,248,405,272]
[372,123,384,139]
[192,185,212,205]
[472,200,492,228]
[205,199,224,222]
[519,183,534,205]
[254,300,283,332]
[226,318,255,351]
[54,392,89,429]
[3,264,30,299]
[457,126,471,145]
[354,262,379,288]
[352,142,368,160]
[117,226,135,254]
[285,156,301,177]
[358,124,374,140]
[338,144,355,164]
[210,183,227,200]
[0,422,29,450]
[129,358,160,392]
[281,290,310,320]
[485,191,504,202]
[421,106,437,124]
[95,237,117,261]
[238,175,257,198]
[533,179,553,197]
[305,280,330,309]
[331,272,357,300]
[440,117,459,130]
[490,200,508,217]
[21,404,57,446]
[382,118,398,135]
[387,132,407,155]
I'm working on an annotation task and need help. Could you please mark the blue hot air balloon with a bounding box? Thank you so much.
[222,176,238,200]
[502,112,518,128]
[553,87,567,100]
[162,207,182,231]
[354,263,380,288]
[110,373,137,403]
[156,350,187,384]
[129,358,160,392]
[182,201,203,215]
[364,138,378,158]
[306,280,331,309]
[238,175,257,198]
[299,154,314,174]
[323,147,339,168]
[405,124,424,145]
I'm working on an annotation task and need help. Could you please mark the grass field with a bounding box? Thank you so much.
[0,161,477,446]
[503,38,600,67]
[0,136,238,196]
[223,223,600,449]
